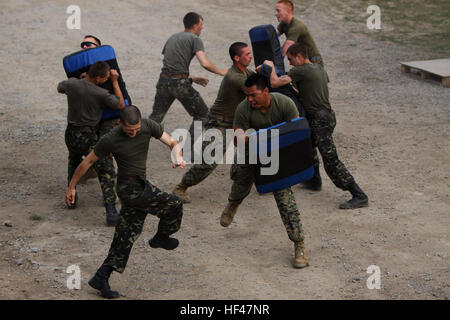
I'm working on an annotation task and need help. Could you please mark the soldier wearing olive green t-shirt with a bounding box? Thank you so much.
[57,61,125,226]
[266,43,369,210]
[149,12,227,150]
[172,42,255,203]
[220,73,309,269]
[65,106,185,299]
[275,0,323,65]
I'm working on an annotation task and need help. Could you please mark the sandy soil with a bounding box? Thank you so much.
[0,0,449,300]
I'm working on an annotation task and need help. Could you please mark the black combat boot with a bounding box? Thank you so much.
[149,232,179,250]
[105,204,119,226]
[339,183,368,209]
[301,166,322,191]
[88,265,119,299]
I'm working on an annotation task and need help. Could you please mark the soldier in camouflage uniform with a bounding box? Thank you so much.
[222,74,309,269]
[76,35,132,187]
[172,42,255,202]
[149,12,227,151]
[265,43,368,209]
[58,61,125,226]
[66,105,185,299]
[64,125,116,205]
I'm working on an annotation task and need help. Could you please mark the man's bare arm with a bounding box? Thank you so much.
[195,51,228,76]
[159,132,186,169]
[262,60,292,88]
[109,69,125,109]
[66,151,99,206]
[189,75,209,87]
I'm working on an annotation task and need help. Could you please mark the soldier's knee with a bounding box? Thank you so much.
[168,198,183,216]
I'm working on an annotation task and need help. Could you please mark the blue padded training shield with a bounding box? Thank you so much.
[62,45,131,120]
[249,25,305,116]
[249,117,314,194]
[249,24,285,76]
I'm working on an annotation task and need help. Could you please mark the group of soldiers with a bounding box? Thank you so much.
[58,1,368,299]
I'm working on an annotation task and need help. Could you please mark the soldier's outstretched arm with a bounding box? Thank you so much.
[159,132,186,169]
[189,75,209,87]
[195,51,228,76]
[262,60,292,88]
[65,151,99,206]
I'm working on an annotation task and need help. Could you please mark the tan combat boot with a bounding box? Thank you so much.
[172,182,191,203]
[293,241,309,268]
[220,202,240,227]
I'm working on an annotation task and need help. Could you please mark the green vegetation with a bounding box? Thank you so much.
[29,214,43,221]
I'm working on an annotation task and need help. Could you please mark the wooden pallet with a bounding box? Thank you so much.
[401,58,450,87]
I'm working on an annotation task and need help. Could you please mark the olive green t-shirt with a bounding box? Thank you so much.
[277,17,321,58]
[161,31,205,75]
[288,63,331,118]
[94,118,164,177]
[57,78,120,127]
[233,92,299,131]
[209,65,255,122]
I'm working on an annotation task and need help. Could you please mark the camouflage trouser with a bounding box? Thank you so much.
[103,177,183,273]
[309,109,355,190]
[149,75,209,142]
[228,162,304,243]
[97,117,119,185]
[182,118,233,187]
[64,125,116,205]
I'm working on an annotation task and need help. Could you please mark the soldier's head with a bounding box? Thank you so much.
[184,12,203,36]
[286,43,309,66]
[119,105,142,138]
[87,61,110,85]
[229,42,252,67]
[81,35,101,50]
[275,0,294,24]
[244,74,271,111]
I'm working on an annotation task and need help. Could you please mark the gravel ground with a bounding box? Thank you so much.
[0,0,449,300]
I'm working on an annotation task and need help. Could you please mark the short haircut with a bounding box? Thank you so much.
[287,43,309,59]
[120,105,142,125]
[88,61,110,78]
[295,38,311,58]
[183,12,203,29]
[84,35,101,46]
[229,42,248,61]
[277,0,294,12]
[245,73,268,90]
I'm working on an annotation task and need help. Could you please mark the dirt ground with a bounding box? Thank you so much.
[0,0,449,300]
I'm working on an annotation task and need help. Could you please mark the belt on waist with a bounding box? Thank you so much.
[117,175,145,183]
[161,72,189,79]
[310,55,322,63]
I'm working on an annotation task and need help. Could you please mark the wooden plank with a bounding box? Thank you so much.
[421,72,430,80]
[401,65,411,73]
[400,58,450,78]
[442,77,450,88]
